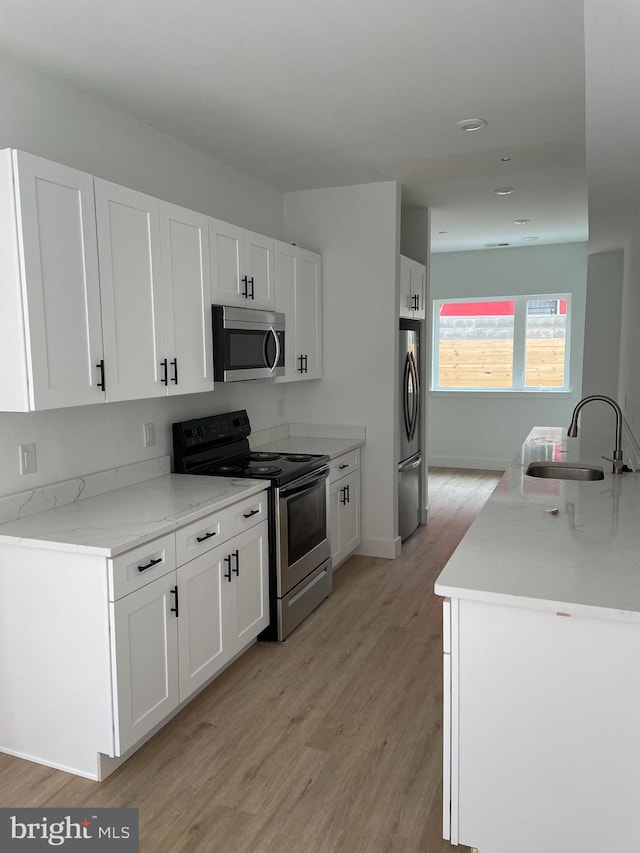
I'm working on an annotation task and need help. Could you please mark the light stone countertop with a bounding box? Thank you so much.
[434,426,640,623]
[0,475,269,557]
[251,436,364,459]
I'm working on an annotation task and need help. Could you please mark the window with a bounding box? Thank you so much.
[432,294,570,391]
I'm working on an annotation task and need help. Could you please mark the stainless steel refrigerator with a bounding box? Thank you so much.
[398,319,422,541]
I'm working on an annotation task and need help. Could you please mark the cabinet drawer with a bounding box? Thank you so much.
[227,491,268,538]
[176,512,226,566]
[329,449,360,483]
[109,535,176,601]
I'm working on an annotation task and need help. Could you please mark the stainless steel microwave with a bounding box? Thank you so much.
[212,305,285,382]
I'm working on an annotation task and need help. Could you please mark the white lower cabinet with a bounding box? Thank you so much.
[177,522,268,702]
[110,573,180,755]
[110,515,268,757]
[0,489,270,779]
[329,450,361,569]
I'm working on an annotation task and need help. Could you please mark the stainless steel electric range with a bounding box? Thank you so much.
[172,410,332,641]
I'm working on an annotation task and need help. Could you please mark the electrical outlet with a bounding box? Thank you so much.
[19,443,37,475]
[143,423,155,448]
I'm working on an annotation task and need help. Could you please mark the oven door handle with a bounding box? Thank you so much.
[266,326,281,374]
[279,468,329,499]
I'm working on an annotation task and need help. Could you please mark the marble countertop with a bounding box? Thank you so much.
[252,436,364,459]
[434,426,640,623]
[0,475,269,557]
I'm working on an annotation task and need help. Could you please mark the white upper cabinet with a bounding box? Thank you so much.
[95,179,166,402]
[399,254,426,320]
[274,242,322,382]
[210,219,275,310]
[159,202,213,396]
[244,229,275,309]
[0,149,105,410]
[96,183,214,402]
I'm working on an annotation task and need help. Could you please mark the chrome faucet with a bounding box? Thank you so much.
[567,394,626,474]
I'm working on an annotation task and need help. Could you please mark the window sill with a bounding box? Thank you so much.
[429,389,573,399]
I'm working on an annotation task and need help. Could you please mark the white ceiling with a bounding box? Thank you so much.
[0,0,614,253]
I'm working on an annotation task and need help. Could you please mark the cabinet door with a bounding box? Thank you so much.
[329,480,342,565]
[226,521,269,651]
[95,179,166,402]
[12,151,105,409]
[329,471,361,568]
[340,470,360,556]
[177,548,227,701]
[244,230,275,310]
[160,202,213,396]
[209,218,245,306]
[296,249,322,379]
[273,241,298,382]
[110,573,179,755]
[411,263,426,320]
[399,256,413,319]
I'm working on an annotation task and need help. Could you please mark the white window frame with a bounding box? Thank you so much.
[431,293,572,392]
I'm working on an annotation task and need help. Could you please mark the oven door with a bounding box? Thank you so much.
[276,467,331,596]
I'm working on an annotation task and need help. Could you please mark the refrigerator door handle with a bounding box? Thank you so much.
[403,354,412,440]
[409,350,420,442]
[398,453,422,472]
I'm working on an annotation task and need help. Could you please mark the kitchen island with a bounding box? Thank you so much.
[435,426,640,853]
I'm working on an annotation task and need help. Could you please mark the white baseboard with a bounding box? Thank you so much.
[355,536,402,560]
[428,455,508,472]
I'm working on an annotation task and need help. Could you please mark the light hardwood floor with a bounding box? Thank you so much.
[0,467,501,853]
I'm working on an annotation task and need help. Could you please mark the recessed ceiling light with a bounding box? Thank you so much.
[484,242,511,248]
[456,118,488,132]
[523,236,539,242]
[513,219,531,225]
[493,187,516,196]
[500,156,511,162]
[438,230,449,234]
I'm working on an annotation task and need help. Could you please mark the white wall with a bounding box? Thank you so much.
[0,54,286,497]
[0,55,283,236]
[580,250,624,433]
[428,243,588,469]
[619,209,640,438]
[283,182,402,559]
[400,207,429,264]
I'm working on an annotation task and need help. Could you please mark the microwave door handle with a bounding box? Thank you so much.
[267,326,280,374]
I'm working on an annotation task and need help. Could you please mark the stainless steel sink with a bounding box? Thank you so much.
[525,461,605,481]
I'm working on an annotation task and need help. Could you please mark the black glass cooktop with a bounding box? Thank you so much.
[172,410,328,486]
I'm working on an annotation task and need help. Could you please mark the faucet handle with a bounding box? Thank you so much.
[601,455,632,474]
